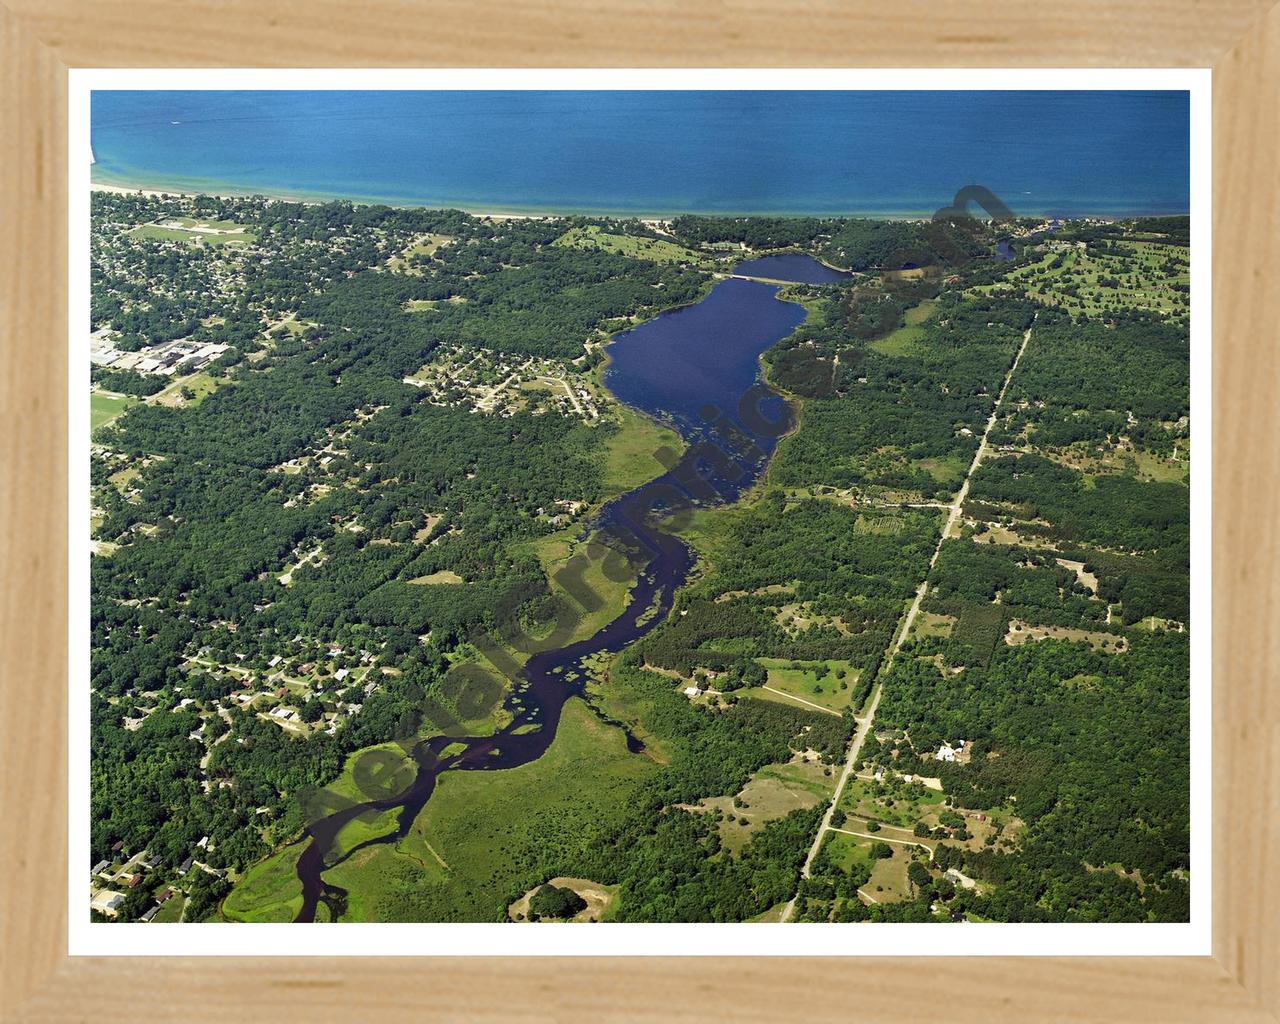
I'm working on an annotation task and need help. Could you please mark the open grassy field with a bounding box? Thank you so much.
[821,829,880,874]
[671,503,738,565]
[910,611,957,641]
[151,895,186,922]
[323,698,653,921]
[869,323,928,357]
[554,225,711,266]
[427,649,513,739]
[1137,615,1187,632]
[130,223,256,245]
[1129,449,1190,485]
[151,371,227,408]
[333,807,402,860]
[522,526,637,648]
[749,902,790,922]
[107,463,142,493]
[838,775,1020,857]
[752,657,859,713]
[1004,619,1128,653]
[914,452,968,486]
[407,569,465,585]
[868,297,939,356]
[694,756,834,854]
[971,241,1189,318]
[839,776,950,831]
[600,405,685,498]
[90,390,136,432]
[403,296,467,313]
[174,216,243,231]
[865,844,914,901]
[222,841,306,922]
[324,741,418,807]
[387,233,454,273]
[1038,439,1190,488]
[820,830,920,905]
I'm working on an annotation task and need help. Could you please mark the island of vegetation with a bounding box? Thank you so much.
[88,191,1190,926]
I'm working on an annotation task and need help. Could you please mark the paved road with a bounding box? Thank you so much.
[779,322,1034,923]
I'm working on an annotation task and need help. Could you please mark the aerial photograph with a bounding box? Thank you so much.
[86,89,1192,926]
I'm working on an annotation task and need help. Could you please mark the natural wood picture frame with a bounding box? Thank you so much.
[1,2,1276,1020]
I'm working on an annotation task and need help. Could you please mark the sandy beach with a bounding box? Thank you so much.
[90,180,554,220]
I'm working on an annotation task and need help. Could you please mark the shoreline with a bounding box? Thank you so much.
[89,176,1186,224]
[90,180,546,221]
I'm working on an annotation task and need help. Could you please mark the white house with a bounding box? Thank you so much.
[91,891,126,916]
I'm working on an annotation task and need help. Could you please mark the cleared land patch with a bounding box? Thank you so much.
[1004,619,1128,653]
[508,877,618,922]
[971,241,1189,319]
[554,225,712,266]
[407,569,465,585]
[686,755,835,855]
[387,233,454,273]
[91,391,137,432]
[130,221,256,245]
[752,657,859,713]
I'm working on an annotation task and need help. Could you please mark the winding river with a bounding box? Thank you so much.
[292,258,840,921]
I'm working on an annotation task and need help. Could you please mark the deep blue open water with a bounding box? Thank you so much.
[734,253,851,283]
[604,278,804,448]
[91,90,1189,217]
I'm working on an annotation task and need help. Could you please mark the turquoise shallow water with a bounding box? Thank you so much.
[91,90,1188,217]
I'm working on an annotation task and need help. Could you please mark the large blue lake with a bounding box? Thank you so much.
[605,278,805,454]
[91,90,1189,217]
[735,253,851,283]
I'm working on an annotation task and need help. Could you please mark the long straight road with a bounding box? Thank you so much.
[779,321,1034,922]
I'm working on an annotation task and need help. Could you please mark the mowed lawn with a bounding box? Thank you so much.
[323,698,654,922]
[968,241,1189,318]
[129,223,256,245]
[553,225,712,266]
[820,830,915,904]
[751,657,859,713]
[152,370,228,408]
[90,391,136,433]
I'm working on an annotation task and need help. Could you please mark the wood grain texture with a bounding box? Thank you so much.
[1213,3,1280,1014]
[2,0,1278,67]
[0,3,70,1019]
[0,1,1277,1021]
